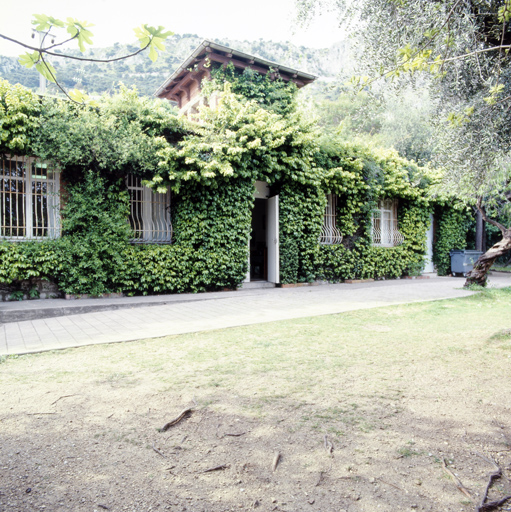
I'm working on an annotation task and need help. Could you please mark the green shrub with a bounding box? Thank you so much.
[53,171,131,295]
[433,206,472,275]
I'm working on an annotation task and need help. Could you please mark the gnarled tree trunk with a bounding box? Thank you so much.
[464,198,511,287]
[464,231,511,287]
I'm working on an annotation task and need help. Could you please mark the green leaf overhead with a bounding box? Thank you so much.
[31,14,65,31]
[65,18,94,52]
[134,24,174,62]
[18,51,40,69]
[35,61,57,83]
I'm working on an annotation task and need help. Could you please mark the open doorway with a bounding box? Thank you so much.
[245,183,279,284]
[250,199,267,280]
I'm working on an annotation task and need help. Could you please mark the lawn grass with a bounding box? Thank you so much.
[494,264,511,272]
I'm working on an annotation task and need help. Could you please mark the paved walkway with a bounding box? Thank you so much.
[1,273,510,356]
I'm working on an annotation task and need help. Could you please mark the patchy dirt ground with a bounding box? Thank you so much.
[1,291,511,512]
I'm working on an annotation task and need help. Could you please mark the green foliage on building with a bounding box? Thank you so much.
[0,77,471,296]
[433,206,473,276]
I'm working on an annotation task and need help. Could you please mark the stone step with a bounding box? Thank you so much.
[239,281,276,289]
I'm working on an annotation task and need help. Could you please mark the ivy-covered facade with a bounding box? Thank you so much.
[0,46,472,299]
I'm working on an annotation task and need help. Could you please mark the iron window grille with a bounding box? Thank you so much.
[126,174,172,244]
[0,155,60,241]
[371,199,404,247]
[319,193,343,245]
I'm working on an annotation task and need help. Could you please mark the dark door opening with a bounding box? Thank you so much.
[250,198,267,280]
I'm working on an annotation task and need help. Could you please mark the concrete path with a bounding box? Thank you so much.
[1,273,510,356]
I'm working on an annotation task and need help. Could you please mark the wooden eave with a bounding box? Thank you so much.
[154,40,316,100]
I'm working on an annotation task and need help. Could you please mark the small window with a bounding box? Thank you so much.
[126,175,172,244]
[371,199,404,247]
[0,155,60,241]
[319,193,343,245]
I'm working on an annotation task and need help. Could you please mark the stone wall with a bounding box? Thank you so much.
[0,278,61,302]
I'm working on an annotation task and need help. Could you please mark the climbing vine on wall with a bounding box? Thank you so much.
[0,80,42,152]
[279,183,325,283]
[0,78,474,295]
[203,63,298,116]
[433,205,472,275]
[150,85,320,192]
[312,137,435,282]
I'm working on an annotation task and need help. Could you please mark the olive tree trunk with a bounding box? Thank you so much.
[464,231,511,287]
[464,198,511,287]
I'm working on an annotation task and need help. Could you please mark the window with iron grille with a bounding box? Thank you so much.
[319,193,343,245]
[371,199,404,247]
[126,174,172,244]
[0,155,60,241]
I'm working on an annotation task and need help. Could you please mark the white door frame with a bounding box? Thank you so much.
[267,195,280,283]
[424,213,435,273]
[244,238,251,282]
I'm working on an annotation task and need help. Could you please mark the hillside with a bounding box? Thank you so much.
[0,33,350,98]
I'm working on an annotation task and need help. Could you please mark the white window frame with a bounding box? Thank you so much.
[0,155,60,241]
[319,193,343,245]
[371,198,404,247]
[126,174,172,244]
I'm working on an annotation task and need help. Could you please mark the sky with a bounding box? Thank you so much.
[0,0,345,57]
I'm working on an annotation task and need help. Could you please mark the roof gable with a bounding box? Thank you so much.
[154,40,316,104]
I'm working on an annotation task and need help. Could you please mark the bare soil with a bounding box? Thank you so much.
[1,292,511,512]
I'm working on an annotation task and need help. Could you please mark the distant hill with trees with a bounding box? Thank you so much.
[0,33,349,97]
